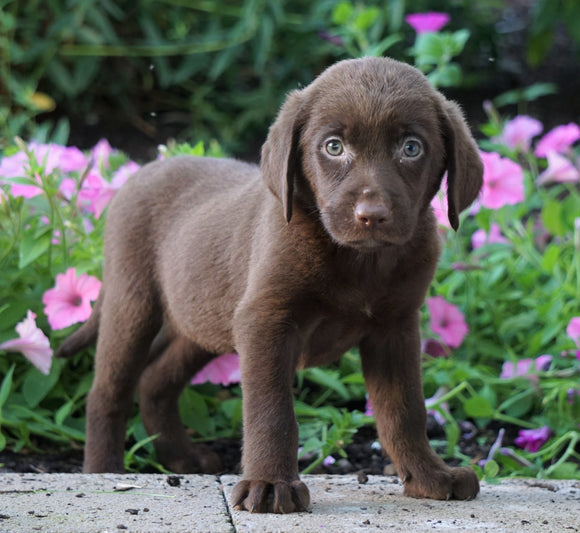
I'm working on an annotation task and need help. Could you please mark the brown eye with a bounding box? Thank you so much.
[325,139,344,156]
[403,138,422,158]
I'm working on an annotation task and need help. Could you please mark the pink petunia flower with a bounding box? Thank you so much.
[91,139,115,170]
[536,151,580,186]
[472,222,510,250]
[500,354,552,379]
[405,12,450,34]
[42,267,101,330]
[479,151,525,209]
[59,177,77,201]
[27,143,62,176]
[58,146,89,174]
[535,123,580,158]
[191,353,241,386]
[514,426,551,453]
[0,150,28,180]
[426,296,469,348]
[10,174,44,199]
[0,311,52,375]
[0,148,42,198]
[77,170,118,219]
[1,143,88,199]
[498,115,543,152]
[567,317,580,348]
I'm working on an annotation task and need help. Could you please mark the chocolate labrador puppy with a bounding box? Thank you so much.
[57,57,483,513]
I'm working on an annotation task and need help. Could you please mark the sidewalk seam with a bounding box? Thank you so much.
[218,475,237,533]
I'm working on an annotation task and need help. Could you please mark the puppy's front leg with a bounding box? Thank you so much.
[231,313,310,514]
[360,313,479,501]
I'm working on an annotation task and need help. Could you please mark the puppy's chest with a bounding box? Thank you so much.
[297,279,398,368]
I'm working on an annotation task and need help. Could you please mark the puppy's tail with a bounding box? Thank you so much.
[55,291,102,359]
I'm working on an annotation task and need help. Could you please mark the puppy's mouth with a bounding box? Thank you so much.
[342,237,397,251]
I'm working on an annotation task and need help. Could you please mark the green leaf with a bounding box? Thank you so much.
[541,244,560,272]
[0,364,15,409]
[19,228,51,269]
[548,462,580,479]
[522,83,557,102]
[414,33,444,65]
[22,363,61,409]
[299,436,323,456]
[541,200,567,236]
[563,194,580,229]
[483,459,499,478]
[354,7,379,32]
[4,176,39,187]
[444,420,460,456]
[464,396,494,418]
[428,63,462,88]
[472,463,484,481]
[332,1,353,26]
[503,390,534,419]
[55,399,75,427]
[304,368,350,400]
[220,397,242,424]
[179,388,215,437]
[124,432,160,470]
[449,29,470,55]
[366,34,403,57]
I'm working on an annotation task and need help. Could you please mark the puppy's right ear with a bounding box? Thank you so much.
[261,90,304,223]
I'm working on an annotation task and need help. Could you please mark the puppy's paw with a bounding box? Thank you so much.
[403,466,479,501]
[450,466,480,500]
[231,479,310,514]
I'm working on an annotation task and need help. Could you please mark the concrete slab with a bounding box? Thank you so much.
[222,475,580,533]
[0,473,232,533]
[1,473,579,532]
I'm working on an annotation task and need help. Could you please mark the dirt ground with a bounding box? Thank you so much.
[0,416,503,476]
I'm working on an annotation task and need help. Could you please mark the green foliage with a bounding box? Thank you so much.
[5,0,565,153]
[412,29,470,87]
[528,0,580,66]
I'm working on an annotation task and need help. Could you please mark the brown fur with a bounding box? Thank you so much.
[57,57,483,513]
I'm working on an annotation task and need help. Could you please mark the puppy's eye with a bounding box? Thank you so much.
[325,139,344,157]
[403,138,423,158]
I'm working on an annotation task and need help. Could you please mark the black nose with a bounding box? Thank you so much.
[355,201,389,227]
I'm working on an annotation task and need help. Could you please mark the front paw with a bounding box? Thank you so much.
[231,479,310,513]
[403,466,479,501]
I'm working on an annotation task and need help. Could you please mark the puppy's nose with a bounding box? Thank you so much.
[355,201,389,227]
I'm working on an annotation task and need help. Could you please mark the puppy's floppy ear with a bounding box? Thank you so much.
[440,99,484,231]
[261,90,304,223]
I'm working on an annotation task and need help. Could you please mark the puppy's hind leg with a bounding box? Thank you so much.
[84,285,162,473]
[138,336,222,474]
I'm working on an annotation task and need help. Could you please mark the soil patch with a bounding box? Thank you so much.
[0,417,499,476]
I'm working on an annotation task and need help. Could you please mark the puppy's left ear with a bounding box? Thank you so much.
[440,99,484,231]
[261,90,305,223]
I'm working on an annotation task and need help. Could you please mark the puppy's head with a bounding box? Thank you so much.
[261,57,483,250]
